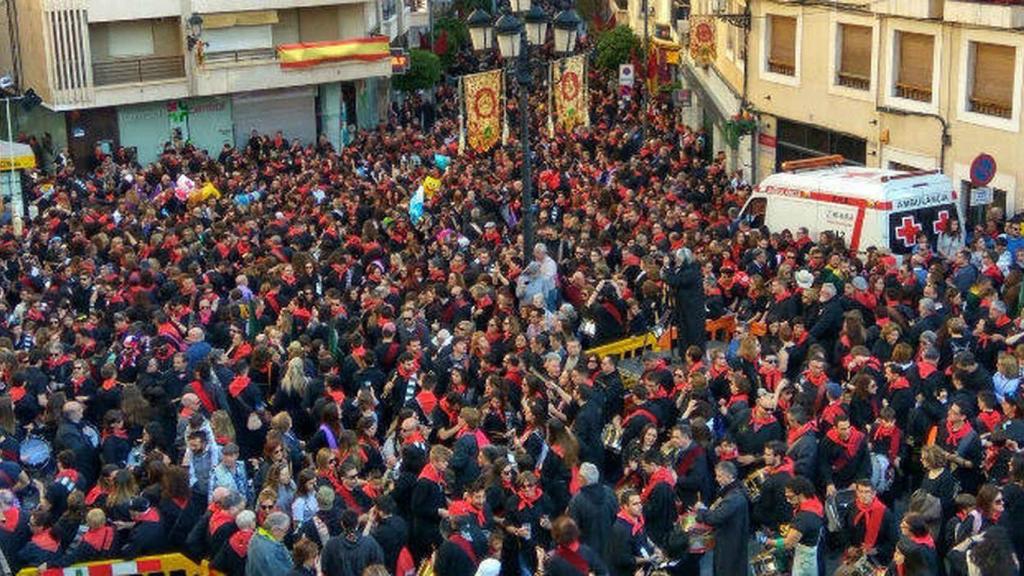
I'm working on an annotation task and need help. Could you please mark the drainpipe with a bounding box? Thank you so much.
[876,106,950,172]
[741,4,753,182]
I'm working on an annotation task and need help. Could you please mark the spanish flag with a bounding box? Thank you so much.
[277,36,390,69]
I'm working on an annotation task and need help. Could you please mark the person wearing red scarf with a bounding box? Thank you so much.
[821,415,870,497]
[734,391,783,468]
[610,489,658,575]
[937,400,983,494]
[895,514,939,576]
[410,446,452,563]
[122,497,166,558]
[774,476,824,576]
[638,453,678,549]
[53,508,116,567]
[847,480,898,563]
[753,441,795,532]
[544,517,607,576]
[784,406,819,480]
[450,407,488,494]
[504,471,552,576]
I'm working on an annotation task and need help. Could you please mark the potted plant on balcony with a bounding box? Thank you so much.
[723,110,757,148]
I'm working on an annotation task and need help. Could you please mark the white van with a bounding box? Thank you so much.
[738,155,966,254]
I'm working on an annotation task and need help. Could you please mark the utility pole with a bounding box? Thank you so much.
[642,0,649,138]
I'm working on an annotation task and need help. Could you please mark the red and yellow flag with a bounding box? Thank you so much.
[277,36,390,69]
[551,54,588,131]
[463,69,503,153]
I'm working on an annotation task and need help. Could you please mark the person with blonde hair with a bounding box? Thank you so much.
[53,508,115,566]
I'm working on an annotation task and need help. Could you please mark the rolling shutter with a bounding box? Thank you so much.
[769,15,796,69]
[897,32,933,91]
[839,24,871,79]
[231,88,316,148]
[972,42,1015,110]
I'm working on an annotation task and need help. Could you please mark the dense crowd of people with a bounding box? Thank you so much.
[0,35,1022,576]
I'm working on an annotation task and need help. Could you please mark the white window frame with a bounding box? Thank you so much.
[956,31,1022,133]
[759,6,801,87]
[827,13,878,102]
[881,146,937,172]
[882,23,942,115]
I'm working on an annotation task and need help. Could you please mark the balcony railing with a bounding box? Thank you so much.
[894,81,932,102]
[92,55,185,86]
[767,58,795,76]
[836,71,870,90]
[970,95,1013,118]
[203,48,277,64]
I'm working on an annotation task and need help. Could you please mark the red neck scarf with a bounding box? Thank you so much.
[82,525,115,551]
[192,379,215,413]
[450,534,478,564]
[0,508,19,533]
[872,423,901,461]
[911,533,936,549]
[554,541,590,575]
[403,430,426,447]
[418,462,446,487]
[228,375,251,398]
[727,393,749,408]
[31,530,59,552]
[641,467,675,501]
[337,484,365,514]
[8,386,25,403]
[229,529,254,556]
[85,485,108,506]
[944,420,974,448]
[978,409,1002,433]
[56,468,79,486]
[458,427,491,449]
[210,509,234,535]
[136,507,160,524]
[853,496,887,550]
[797,497,825,518]
[617,509,645,536]
[517,487,542,511]
[772,457,796,477]
[787,421,817,445]
[826,427,865,460]
[623,407,659,428]
[448,499,486,526]
[319,470,346,495]
[889,377,910,391]
[751,408,777,432]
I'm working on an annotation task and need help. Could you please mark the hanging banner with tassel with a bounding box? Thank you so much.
[551,54,588,132]
[463,69,503,153]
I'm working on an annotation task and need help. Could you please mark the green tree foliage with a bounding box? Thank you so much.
[393,49,442,92]
[433,16,470,69]
[594,25,642,72]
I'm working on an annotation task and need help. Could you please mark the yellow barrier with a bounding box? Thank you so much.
[585,331,665,359]
[20,553,222,576]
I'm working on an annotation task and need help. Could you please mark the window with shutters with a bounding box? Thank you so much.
[969,42,1015,119]
[837,24,871,90]
[767,15,796,76]
[895,31,934,102]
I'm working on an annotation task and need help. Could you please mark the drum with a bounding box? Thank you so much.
[848,552,887,576]
[752,550,783,576]
[20,435,52,474]
[826,488,856,533]
[681,511,715,553]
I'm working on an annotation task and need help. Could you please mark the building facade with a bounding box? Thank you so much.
[680,0,1024,221]
[9,0,415,166]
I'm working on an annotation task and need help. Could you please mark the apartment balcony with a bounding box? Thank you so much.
[195,43,391,97]
[92,55,185,86]
[871,0,943,19]
[944,0,1024,28]
[836,72,870,91]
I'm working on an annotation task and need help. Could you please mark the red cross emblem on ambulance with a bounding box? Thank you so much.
[933,210,950,234]
[895,216,922,247]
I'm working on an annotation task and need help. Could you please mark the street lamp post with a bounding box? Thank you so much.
[469,3,579,263]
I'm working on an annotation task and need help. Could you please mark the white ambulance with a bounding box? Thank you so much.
[738,155,966,254]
